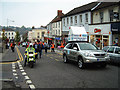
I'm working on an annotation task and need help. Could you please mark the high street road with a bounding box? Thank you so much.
[0,46,120,89]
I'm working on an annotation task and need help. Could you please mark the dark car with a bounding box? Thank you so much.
[103,46,120,65]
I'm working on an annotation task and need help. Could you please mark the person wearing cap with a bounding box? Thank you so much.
[24,43,36,67]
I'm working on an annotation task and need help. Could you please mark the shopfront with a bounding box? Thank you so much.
[111,22,120,46]
[89,24,112,49]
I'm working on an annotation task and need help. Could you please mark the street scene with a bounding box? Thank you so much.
[0,0,120,89]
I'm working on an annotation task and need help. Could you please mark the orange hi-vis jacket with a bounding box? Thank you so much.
[51,44,55,48]
[61,43,64,48]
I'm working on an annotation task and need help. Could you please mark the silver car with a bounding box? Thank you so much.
[63,42,110,69]
[103,46,120,65]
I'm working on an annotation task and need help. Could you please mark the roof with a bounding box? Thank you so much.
[62,2,99,18]
[0,28,15,31]
[93,2,119,11]
[51,13,64,23]
[62,1,120,18]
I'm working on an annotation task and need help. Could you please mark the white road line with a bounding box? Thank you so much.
[29,85,36,89]
[12,70,16,72]
[13,73,17,76]
[19,65,22,67]
[12,66,15,69]
[24,76,30,80]
[15,77,18,79]
[20,69,25,72]
[26,80,32,84]
[19,67,23,70]
[22,72,27,75]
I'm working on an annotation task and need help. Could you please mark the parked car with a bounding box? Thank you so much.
[63,41,110,69]
[103,46,120,65]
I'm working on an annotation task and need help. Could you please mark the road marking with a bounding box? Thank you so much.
[13,73,17,76]
[55,59,59,61]
[12,70,16,72]
[26,80,32,84]
[19,67,23,70]
[12,66,15,69]
[25,76,30,80]
[15,77,18,79]
[22,72,27,75]
[29,85,36,89]
[20,69,25,72]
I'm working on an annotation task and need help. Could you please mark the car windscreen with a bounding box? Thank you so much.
[79,43,98,50]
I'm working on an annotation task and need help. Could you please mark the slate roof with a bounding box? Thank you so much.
[62,1,120,18]
[51,13,64,23]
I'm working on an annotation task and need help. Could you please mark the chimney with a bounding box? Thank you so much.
[57,10,62,16]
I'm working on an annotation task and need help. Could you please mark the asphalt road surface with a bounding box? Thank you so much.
[1,46,120,89]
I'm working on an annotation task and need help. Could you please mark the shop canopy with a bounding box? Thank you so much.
[68,26,87,41]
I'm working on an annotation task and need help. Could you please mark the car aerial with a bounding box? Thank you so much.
[63,41,110,69]
[103,46,120,65]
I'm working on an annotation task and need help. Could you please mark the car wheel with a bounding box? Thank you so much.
[78,57,85,69]
[63,55,68,63]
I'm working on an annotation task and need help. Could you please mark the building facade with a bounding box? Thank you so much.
[89,2,120,49]
[0,28,16,41]
[61,2,99,44]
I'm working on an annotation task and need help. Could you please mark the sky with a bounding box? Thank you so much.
[0,0,98,28]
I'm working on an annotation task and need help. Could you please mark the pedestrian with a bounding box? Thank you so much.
[33,42,38,59]
[51,42,55,52]
[10,41,15,52]
[44,42,48,53]
[38,41,44,58]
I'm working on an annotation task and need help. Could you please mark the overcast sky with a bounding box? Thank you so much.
[0,0,98,28]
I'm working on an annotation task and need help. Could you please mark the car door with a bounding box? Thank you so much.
[65,43,73,60]
[107,47,115,62]
[114,47,120,64]
[70,43,79,61]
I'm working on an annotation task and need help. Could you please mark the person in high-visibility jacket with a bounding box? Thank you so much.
[24,43,36,67]
[60,42,64,48]
[51,43,55,52]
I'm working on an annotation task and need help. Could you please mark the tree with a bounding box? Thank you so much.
[2,29,7,41]
[15,31,20,43]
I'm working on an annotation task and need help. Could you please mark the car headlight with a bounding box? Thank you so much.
[83,52,95,57]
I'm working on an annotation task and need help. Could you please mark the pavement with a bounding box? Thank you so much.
[0,47,21,89]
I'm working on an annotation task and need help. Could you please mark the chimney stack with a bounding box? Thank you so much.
[57,10,62,16]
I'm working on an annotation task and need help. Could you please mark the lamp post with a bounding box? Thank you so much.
[7,18,15,28]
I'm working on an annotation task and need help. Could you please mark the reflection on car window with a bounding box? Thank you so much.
[115,48,120,54]
[103,46,109,52]
[108,47,114,53]
[73,44,79,50]
[79,43,98,50]
[66,43,73,49]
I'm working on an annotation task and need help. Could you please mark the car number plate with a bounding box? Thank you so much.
[29,58,34,61]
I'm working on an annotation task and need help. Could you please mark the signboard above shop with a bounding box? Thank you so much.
[68,26,87,41]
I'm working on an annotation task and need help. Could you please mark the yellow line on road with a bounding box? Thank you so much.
[55,59,59,61]
[0,47,23,64]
